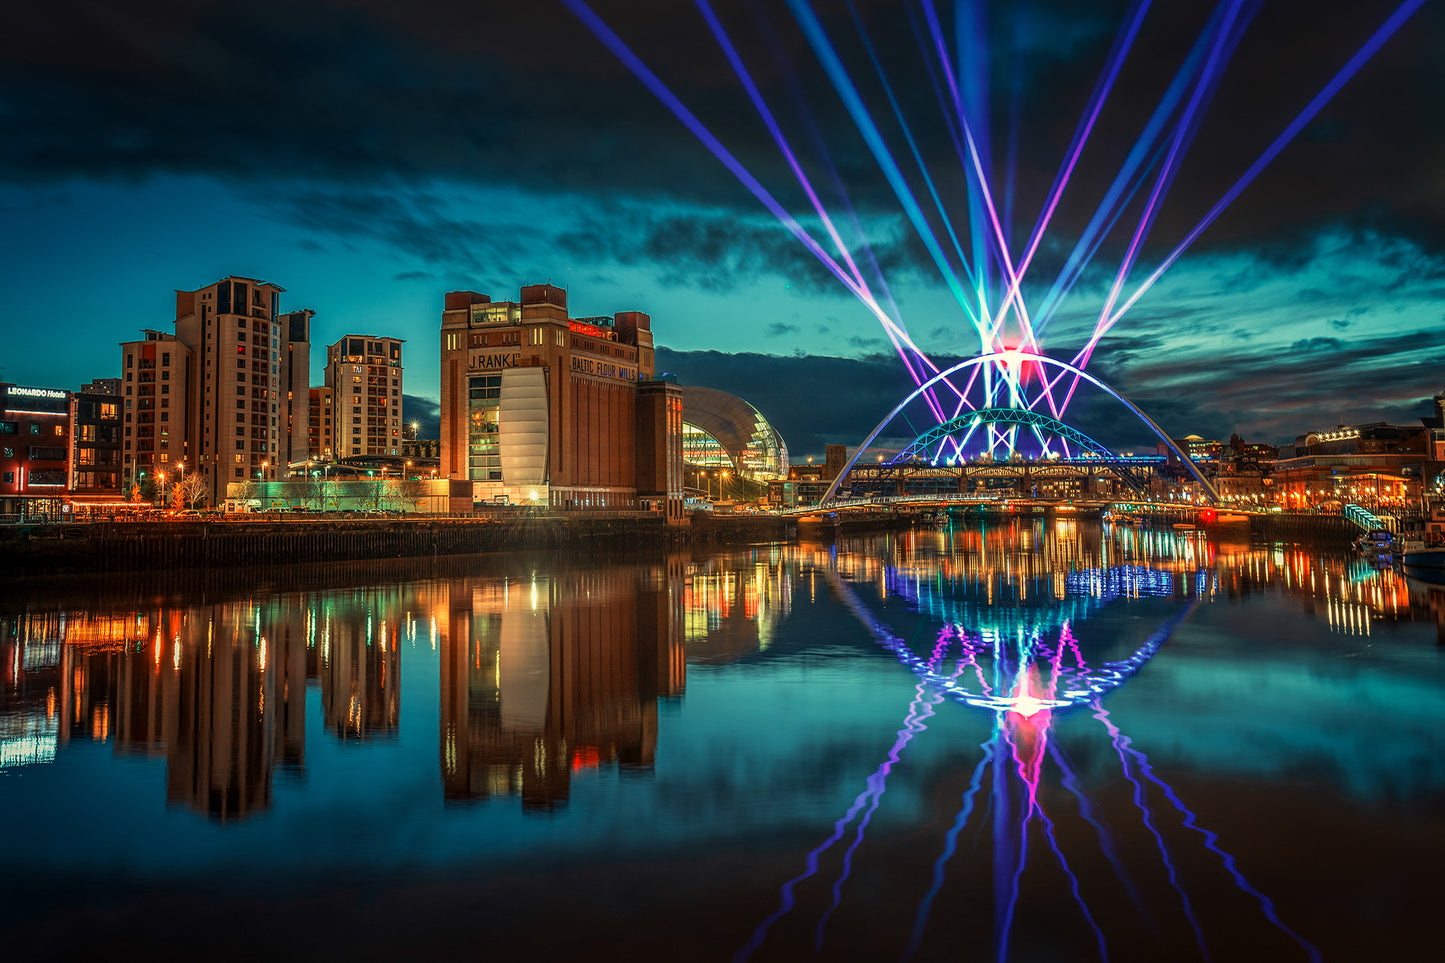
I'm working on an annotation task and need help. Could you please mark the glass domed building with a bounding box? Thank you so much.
[680,386,789,481]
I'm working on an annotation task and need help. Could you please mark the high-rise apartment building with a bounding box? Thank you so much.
[119,278,312,506]
[322,336,404,459]
[119,331,191,496]
[307,386,335,461]
[278,310,314,469]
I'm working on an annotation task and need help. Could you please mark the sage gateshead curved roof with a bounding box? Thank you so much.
[680,386,790,481]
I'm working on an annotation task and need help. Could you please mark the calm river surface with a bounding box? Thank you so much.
[3,521,1444,961]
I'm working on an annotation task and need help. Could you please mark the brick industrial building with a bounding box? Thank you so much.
[439,284,683,518]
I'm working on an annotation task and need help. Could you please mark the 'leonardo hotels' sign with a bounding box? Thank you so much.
[9,387,66,400]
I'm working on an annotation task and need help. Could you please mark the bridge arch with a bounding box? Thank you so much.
[821,353,1220,504]
[893,407,1113,462]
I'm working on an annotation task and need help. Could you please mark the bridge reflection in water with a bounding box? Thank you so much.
[742,524,1325,963]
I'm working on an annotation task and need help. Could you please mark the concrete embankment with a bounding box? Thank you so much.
[0,512,796,578]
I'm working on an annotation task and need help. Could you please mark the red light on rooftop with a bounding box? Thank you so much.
[568,320,606,338]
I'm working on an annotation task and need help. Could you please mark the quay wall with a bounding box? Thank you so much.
[0,511,809,578]
[0,506,1358,579]
[0,515,678,578]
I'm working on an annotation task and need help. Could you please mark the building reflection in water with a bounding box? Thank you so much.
[318,595,401,740]
[681,547,792,663]
[440,561,686,810]
[0,559,699,818]
[0,604,313,820]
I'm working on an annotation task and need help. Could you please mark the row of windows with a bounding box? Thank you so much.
[2,446,68,461]
[0,422,65,437]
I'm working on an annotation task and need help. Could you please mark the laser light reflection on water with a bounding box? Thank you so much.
[739,556,1322,962]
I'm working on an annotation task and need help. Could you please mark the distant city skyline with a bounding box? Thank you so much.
[2,1,1441,457]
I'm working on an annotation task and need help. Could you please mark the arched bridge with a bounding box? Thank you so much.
[822,352,1220,506]
[894,407,1113,462]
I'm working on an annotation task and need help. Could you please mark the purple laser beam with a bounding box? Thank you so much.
[1082,0,1428,360]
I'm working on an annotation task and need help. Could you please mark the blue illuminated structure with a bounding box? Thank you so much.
[894,408,1114,463]
[820,352,1223,504]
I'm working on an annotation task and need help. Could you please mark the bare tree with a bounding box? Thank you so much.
[398,478,424,514]
[235,480,261,507]
[301,470,323,509]
[178,472,208,509]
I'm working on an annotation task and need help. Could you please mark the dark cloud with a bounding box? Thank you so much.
[766,322,799,337]
[1,0,1438,261]
[555,209,850,293]
[269,187,527,285]
[1105,326,1445,444]
[1288,336,1345,353]
[401,393,440,440]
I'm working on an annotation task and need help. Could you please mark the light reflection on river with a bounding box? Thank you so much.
[2,521,1443,961]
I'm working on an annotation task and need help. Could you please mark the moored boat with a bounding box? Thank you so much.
[1354,530,1393,556]
[1401,547,1445,571]
[1211,512,1250,525]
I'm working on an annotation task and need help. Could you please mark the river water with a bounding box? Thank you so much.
[2,520,1443,961]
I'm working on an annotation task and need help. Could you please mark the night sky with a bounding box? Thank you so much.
[1,0,1441,457]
